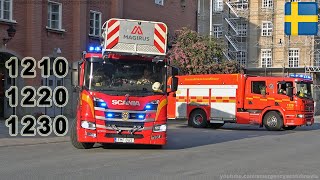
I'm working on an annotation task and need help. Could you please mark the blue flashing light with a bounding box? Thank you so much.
[145,105,152,109]
[100,102,107,107]
[88,46,102,52]
[137,114,145,119]
[289,74,312,80]
[107,113,114,118]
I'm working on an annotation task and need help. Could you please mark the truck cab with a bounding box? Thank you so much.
[243,76,314,130]
[70,19,178,149]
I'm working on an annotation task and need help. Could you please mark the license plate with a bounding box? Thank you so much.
[114,138,134,143]
[307,121,312,125]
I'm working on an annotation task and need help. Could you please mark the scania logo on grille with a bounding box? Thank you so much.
[122,112,129,120]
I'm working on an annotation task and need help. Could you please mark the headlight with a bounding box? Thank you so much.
[297,114,304,118]
[81,121,96,130]
[153,124,166,132]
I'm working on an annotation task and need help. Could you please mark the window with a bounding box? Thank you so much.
[47,1,62,30]
[0,0,12,21]
[89,11,102,36]
[251,81,266,94]
[237,52,246,66]
[261,49,272,67]
[213,0,223,12]
[213,24,222,38]
[288,48,299,67]
[236,0,248,10]
[155,0,164,6]
[261,21,273,36]
[315,51,320,66]
[277,81,293,95]
[238,24,247,36]
[262,0,273,8]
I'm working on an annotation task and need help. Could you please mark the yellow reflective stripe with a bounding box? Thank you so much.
[81,94,94,117]
[155,99,167,120]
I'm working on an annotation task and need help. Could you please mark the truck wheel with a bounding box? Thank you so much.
[263,111,283,131]
[283,126,297,130]
[70,119,95,149]
[210,123,224,129]
[189,109,208,128]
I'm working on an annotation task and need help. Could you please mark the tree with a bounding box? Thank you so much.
[167,27,243,75]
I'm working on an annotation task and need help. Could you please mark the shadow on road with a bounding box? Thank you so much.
[89,122,320,151]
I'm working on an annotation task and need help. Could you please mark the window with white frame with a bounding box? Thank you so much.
[288,48,299,67]
[236,0,248,10]
[89,11,102,36]
[238,24,247,36]
[47,1,62,30]
[213,0,223,12]
[213,24,223,38]
[262,0,273,8]
[237,52,246,66]
[0,0,12,21]
[261,21,273,36]
[261,49,272,67]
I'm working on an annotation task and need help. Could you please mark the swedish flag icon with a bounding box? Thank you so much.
[285,2,319,36]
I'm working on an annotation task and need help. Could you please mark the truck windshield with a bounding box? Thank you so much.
[296,81,312,99]
[84,59,166,96]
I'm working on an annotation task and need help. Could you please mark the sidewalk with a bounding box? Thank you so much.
[0,117,73,147]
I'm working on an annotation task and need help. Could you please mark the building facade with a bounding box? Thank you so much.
[198,0,320,114]
[0,0,197,118]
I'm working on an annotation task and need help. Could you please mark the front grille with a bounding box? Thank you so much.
[305,104,314,112]
[105,121,144,128]
[105,133,144,139]
[305,114,313,120]
[105,112,146,120]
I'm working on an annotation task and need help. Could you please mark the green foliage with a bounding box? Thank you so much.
[167,27,243,75]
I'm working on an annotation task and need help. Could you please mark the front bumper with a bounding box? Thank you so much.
[77,121,167,145]
[285,113,314,126]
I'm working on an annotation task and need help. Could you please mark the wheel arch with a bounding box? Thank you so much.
[188,106,210,121]
[261,107,285,125]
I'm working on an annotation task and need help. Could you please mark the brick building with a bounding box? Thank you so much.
[0,0,197,118]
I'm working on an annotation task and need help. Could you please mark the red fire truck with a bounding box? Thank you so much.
[168,74,314,131]
[70,18,178,149]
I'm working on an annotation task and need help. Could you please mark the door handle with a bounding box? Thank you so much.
[248,101,252,104]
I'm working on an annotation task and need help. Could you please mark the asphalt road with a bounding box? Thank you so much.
[0,120,320,180]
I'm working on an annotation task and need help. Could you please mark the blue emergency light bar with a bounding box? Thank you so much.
[289,74,312,80]
[88,46,102,52]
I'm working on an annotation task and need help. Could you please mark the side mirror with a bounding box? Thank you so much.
[71,61,79,87]
[287,87,293,97]
[171,77,178,92]
[172,67,179,77]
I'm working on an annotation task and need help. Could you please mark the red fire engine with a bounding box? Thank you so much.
[70,18,178,149]
[168,74,314,131]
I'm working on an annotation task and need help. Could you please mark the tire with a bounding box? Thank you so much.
[70,119,95,149]
[189,109,208,128]
[210,123,224,129]
[263,111,283,131]
[283,126,297,130]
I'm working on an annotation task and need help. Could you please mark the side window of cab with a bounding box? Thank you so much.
[251,81,266,95]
